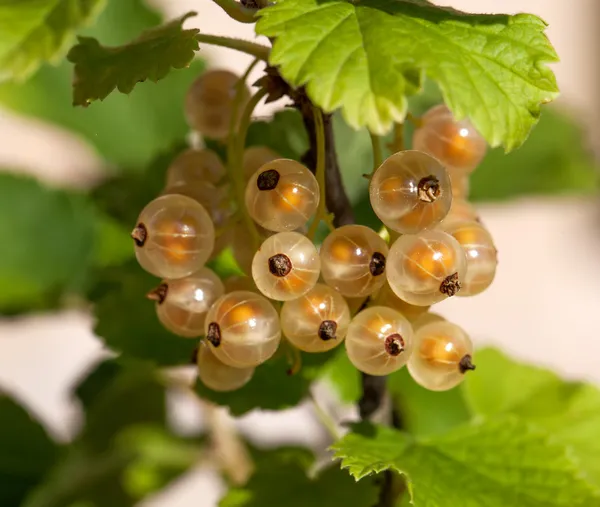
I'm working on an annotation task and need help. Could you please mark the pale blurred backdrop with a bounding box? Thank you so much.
[0,1,598,505]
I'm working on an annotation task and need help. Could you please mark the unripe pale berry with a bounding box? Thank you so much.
[441,220,497,296]
[132,194,215,279]
[345,306,414,376]
[149,267,224,338]
[408,320,475,391]
[413,104,487,174]
[185,70,249,140]
[243,146,280,182]
[166,148,226,187]
[205,291,281,368]
[280,284,351,353]
[245,159,319,232]
[320,225,388,298]
[387,230,467,306]
[252,232,320,301]
[369,150,452,234]
[377,283,430,322]
[196,341,254,392]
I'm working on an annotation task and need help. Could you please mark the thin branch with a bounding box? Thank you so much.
[196,33,270,61]
[307,107,334,239]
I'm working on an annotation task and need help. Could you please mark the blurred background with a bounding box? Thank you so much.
[0,0,598,505]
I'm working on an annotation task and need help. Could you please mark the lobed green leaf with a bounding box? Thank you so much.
[68,11,200,106]
[333,418,599,506]
[257,0,559,150]
[464,348,600,490]
[0,0,105,82]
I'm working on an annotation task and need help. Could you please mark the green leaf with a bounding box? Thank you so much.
[388,367,470,437]
[0,0,204,169]
[464,348,600,489]
[0,172,96,312]
[321,347,361,404]
[91,261,198,366]
[257,0,559,150]
[68,12,199,106]
[220,447,378,507]
[0,396,60,506]
[332,418,598,507]
[246,109,309,160]
[0,0,105,82]
[195,348,337,416]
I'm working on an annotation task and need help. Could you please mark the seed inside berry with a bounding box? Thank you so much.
[146,283,169,304]
[440,272,461,297]
[459,354,476,374]
[318,320,337,341]
[257,169,280,190]
[369,252,386,276]
[131,223,148,247]
[268,253,292,277]
[385,333,405,356]
[417,175,441,203]
[207,322,222,347]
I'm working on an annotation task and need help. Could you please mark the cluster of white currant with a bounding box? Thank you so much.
[130,69,497,395]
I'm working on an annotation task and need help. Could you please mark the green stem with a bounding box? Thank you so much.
[370,132,383,172]
[309,391,341,441]
[210,0,259,23]
[228,87,269,251]
[196,33,270,61]
[307,107,334,240]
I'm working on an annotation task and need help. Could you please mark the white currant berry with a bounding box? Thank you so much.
[223,275,258,294]
[252,232,320,301]
[345,306,414,376]
[132,194,215,279]
[205,291,281,368]
[444,197,479,225]
[377,283,430,322]
[166,148,226,187]
[185,70,249,140]
[320,225,388,298]
[412,312,446,331]
[243,146,280,182]
[369,150,452,234]
[245,159,319,232]
[280,284,350,353]
[413,104,487,174]
[149,267,224,338]
[387,230,467,306]
[196,341,254,392]
[408,320,475,391]
[441,220,497,296]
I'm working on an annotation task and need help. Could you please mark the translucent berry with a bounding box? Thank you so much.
[408,320,475,391]
[149,268,224,338]
[441,220,497,296]
[412,312,446,331]
[252,232,320,301]
[320,225,389,298]
[387,230,467,306]
[185,69,249,140]
[369,150,452,234]
[196,341,254,392]
[245,159,319,232]
[413,104,487,174]
[166,148,226,187]
[205,291,281,368]
[132,194,215,279]
[377,283,430,322]
[280,284,350,353]
[444,197,479,225]
[450,173,469,199]
[345,306,414,376]
[243,146,280,182]
[231,222,270,275]
[223,275,258,294]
